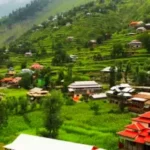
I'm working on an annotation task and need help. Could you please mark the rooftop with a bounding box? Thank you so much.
[68,81,102,89]
[4,134,105,150]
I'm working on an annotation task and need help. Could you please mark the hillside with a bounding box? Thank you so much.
[0,0,93,46]
[2,0,150,83]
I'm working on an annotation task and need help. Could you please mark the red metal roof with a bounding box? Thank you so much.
[139,112,150,119]
[132,117,150,124]
[135,136,145,144]
[145,136,150,143]
[117,111,150,144]
[117,130,138,139]
[139,129,150,137]
[126,123,145,131]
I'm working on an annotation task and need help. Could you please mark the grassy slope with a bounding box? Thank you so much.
[0,0,93,46]
[0,100,135,150]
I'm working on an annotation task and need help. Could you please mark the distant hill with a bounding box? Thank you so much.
[0,0,93,46]
[6,0,150,68]
[10,0,150,54]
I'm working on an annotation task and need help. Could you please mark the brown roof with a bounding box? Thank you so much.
[1,77,14,83]
[27,88,49,97]
[132,92,150,100]
[145,100,150,105]
[7,71,16,75]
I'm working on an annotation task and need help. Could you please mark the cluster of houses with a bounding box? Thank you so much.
[0,63,50,100]
[129,21,150,32]
[127,20,150,50]
[106,83,150,113]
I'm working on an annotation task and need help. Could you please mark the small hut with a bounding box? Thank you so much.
[128,40,142,49]
[136,27,146,33]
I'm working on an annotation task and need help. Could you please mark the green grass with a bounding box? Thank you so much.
[0,88,27,98]
[0,100,135,150]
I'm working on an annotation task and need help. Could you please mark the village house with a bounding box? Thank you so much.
[101,66,118,73]
[136,27,147,33]
[145,23,150,30]
[90,93,107,100]
[0,77,22,87]
[129,21,144,28]
[21,69,34,75]
[100,66,118,82]
[67,36,74,42]
[128,40,142,49]
[128,92,150,113]
[117,111,150,150]
[6,67,16,77]
[106,84,135,104]
[66,22,72,27]
[69,54,78,62]
[30,63,44,70]
[6,70,16,77]
[24,52,33,57]
[0,77,13,87]
[68,81,102,95]
[89,40,97,47]
[133,86,150,92]
[126,32,136,36]
[4,134,105,150]
[27,87,49,99]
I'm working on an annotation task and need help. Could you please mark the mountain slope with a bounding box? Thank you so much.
[6,0,150,73]
[0,0,93,46]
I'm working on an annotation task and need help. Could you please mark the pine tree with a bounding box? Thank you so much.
[44,90,64,138]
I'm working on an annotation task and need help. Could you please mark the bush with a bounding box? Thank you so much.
[89,102,100,115]
[36,128,50,137]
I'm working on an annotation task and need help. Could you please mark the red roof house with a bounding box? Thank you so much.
[1,77,14,83]
[30,63,44,70]
[117,111,150,150]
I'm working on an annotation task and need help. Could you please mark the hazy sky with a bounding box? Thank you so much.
[0,0,32,17]
[0,0,31,5]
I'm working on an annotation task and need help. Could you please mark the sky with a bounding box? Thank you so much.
[0,0,32,17]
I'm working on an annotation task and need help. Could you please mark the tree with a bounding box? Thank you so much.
[124,61,131,83]
[19,73,32,89]
[109,66,116,88]
[111,43,124,58]
[138,33,150,53]
[118,94,126,112]
[57,70,65,84]
[0,101,8,130]
[137,70,148,86]
[90,102,100,115]
[21,61,27,69]
[116,61,123,81]
[52,49,71,65]
[44,90,64,138]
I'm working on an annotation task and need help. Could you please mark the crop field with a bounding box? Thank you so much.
[0,100,136,150]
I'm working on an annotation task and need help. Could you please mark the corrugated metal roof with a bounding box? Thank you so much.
[4,134,105,150]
